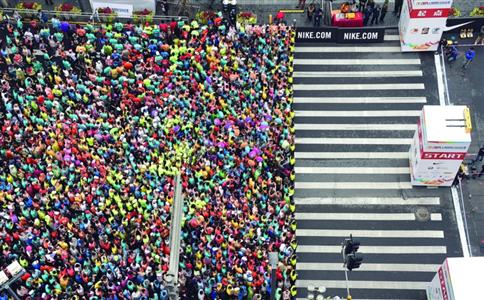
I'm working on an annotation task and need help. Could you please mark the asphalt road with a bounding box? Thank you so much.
[294,32,463,300]
[443,45,484,257]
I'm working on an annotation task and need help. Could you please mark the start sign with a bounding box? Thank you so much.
[421,152,466,160]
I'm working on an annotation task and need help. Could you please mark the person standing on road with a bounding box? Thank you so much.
[393,0,403,17]
[314,8,323,27]
[90,9,100,23]
[462,47,476,69]
[448,45,459,63]
[474,25,484,45]
[367,0,375,10]
[363,6,372,26]
[160,0,169,15]
[370,5,380,25]
[307,3,316,22]
[479,165,484,177]
[297,0,306,9]
[474,146,484,162]
[379,0,388,23]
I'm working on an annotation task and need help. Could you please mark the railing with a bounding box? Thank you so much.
[0,7,189,24]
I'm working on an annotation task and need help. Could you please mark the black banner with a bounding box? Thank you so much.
[296,27,385,43]
[295,28,336,42]
[445,17,484,35]
[336,27,385,43]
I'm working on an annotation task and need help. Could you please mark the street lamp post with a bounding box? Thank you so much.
[165,173,184,300]
[269,252,279,300]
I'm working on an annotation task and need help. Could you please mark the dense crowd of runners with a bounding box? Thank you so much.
[0,12,296,300]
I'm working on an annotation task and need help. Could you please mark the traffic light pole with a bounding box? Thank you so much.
[341,246,351,299]
[342,234,363,300]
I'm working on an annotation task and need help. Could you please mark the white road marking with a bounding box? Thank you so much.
[294,70,423,77]
[297,263,441,272]
[295,182,413,189]
[296,212,441,221]
[295,152,410,159]
[294,197,441,205]
[452,186,471,257]
[296,245,446,254]
[294,58,420,65]
[294,97,427,103]
[296,280,428,290]
[295,46,403,53]
[385,35,400,41]
[295,123,417,131]
[295,110,421,117]
[435,53,446,106]
[295,167,410,174]
[296,229,444,238]
[296,137,413,144]
[294,83,425,90]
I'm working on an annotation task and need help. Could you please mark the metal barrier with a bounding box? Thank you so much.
[0,7,189,24]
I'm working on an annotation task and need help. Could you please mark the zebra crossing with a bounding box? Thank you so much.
[294,35,462,299]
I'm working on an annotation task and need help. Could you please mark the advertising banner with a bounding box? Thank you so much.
[336,27,385,43]
[399,0,453,52]
[296,27,384,43]
[91,1,133,17]
[296,27,336,42]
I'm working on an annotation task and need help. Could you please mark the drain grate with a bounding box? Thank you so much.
[415,207,430,222]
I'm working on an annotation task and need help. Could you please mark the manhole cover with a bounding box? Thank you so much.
[415,207,430,222]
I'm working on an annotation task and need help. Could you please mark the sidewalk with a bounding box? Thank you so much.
[187,0,401,26]
[442,46,484,256]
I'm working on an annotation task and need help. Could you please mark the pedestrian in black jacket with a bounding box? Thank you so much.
[314,8,323,27]
[363,6,372,26]
[474,145,484,162]
[370,5,381,25]
[380,1,388,23]
[394,0,403,16]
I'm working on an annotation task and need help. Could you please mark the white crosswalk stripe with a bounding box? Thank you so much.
[294,58,420,65]
[384,35,400,41]
[295,212,442,221]
[297,245,446,254]
[296,110,421,117]
[295,46,403,53]
[294,97,427,103]
[297,229,444,238]
[295,152,411,159]
[294,197,441,205]
[295,182,413,189]
[294,41,455,299]
[296,137,413,145]
[294,70,423,77]
[294,83,425,90]
[297,263,441,272]
[296,280,428,290]
[295,124,417,130]
[296,167,410,174]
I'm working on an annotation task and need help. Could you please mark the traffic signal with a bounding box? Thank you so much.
[346,253,363,271]
[343,238,360,255]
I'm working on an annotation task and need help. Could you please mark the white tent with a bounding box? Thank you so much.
[90,0,156,17]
